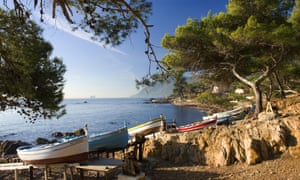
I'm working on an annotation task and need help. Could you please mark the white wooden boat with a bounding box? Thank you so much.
[203,106,251,125]
[128,115,166,137]
[17,135,89,165]
[214,107,244,118]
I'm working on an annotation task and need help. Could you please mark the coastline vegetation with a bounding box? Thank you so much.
[1,1,300,122]
[160,0,300,116]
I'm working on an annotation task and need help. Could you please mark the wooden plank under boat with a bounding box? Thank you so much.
[17,135,89,165]
[176,117,217,133]
[88,126,128,152]
[128,116,166,137]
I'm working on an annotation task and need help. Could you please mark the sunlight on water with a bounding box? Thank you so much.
[0,98,206,143]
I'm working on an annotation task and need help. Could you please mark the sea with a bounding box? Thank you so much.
[0,98,207,143]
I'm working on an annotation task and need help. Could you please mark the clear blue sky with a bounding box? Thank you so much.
[37,0,228,98]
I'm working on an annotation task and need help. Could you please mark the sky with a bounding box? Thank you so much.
[33,0,229,99]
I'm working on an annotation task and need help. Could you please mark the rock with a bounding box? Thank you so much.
[258,112,276,120]
[51,132,64,138]
[35,137,57,145]
[0,140,30,157]
[63,132,75,137]
[35,137,50,144]
[289,145,300,158]
[140,113,300,167]
[122,151,140,176]
[244,137,262,165]
[283,118,300,157]
[51,128,86,139]
[74,128,85,136]
[232,139,246,162]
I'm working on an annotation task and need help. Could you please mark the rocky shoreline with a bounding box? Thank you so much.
[140,95,300,179]
[142,114,300,165]
[1,95,300,179]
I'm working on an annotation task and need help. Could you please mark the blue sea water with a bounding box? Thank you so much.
[0,98,206,143]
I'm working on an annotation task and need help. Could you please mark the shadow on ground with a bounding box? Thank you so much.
[146,168,220,180]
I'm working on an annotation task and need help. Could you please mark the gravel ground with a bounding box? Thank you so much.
[0,152,299,179]
[145,152,300,180]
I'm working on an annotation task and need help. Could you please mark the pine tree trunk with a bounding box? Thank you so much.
[273,71,286,99]
[232,67,264,116]
[251,84,263,115]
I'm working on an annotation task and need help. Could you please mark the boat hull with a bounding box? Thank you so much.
[89,127,128,152]
[17,136,89,165]
[176,118,217,132]
[216,111,247,125]
[128,117,165,136]
[203,107,248,125]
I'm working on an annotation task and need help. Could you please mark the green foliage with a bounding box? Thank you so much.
[172,71,188,98]
[71,0,152,46]
[185,82,207,95]
[275,61,300,91]
[161,0,300,113]
[227,92,248,102]
[290,0,300,27]
[196,92,233,108]
[4,0,152,47]
[0,9,66,122]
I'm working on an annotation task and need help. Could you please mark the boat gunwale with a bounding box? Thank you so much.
[128,117,164,131]
[176,117,217,132]
[89,127,127,140]
[17,135,88,153]
[128,120,163,135]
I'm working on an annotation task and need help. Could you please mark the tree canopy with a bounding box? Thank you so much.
[161,0,300,115]
[4,0,151,45]
[0,9,66,122]
[1,0,156,121]
[3,0,163,71]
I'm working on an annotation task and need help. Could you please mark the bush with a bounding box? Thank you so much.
[196,92,233,108]
[226,92,246,101]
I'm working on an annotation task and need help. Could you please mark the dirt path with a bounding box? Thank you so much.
[0,153,299,179]
[145,152,300,180]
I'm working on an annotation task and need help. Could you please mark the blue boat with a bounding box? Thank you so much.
[88,126,128,152]
[215,110,248,125]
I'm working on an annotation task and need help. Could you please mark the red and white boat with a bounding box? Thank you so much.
[176,116,217,132]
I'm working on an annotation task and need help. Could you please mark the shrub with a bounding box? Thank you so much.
[196,92,233,108]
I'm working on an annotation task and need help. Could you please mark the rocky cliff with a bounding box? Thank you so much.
[142,95,300,167]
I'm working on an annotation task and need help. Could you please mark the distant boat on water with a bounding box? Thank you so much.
[144,98,171,104]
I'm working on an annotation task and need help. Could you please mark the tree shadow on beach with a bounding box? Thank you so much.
[146,167,221,180]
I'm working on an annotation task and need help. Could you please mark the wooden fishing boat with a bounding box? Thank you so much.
[17,135,89,165]
[88,126,128,152]
[176,117,217,133]
[203,106,250,125]
[216,110,248,125]
[128,115,166,136]
[216,107,244,117]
